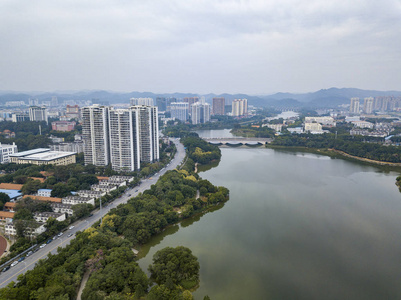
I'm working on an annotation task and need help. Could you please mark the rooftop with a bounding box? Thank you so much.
[0,189,22,199]
[0,183,23,190]
[11,149,76,161]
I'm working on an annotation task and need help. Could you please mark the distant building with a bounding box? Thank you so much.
[212,97,225,115]
[66,105,80,120]
[304,122,323,132]
[191,102,210,124]
[10,148,76,166]
[51,121,76,132]
[304,117,336,126]
[29,106,48,124]
[0,142,18,164]
[33,212,66,223]
[232,99,248,117]
[11,113,29,122]
[350,98,360,114]
[363,97,374,114]
[130,98,154,106]
[183,97,199,114]
[156,97,167,111]
[37,189,52,197]
[171,102,189,122]
[351,121,374,129]
[50,141,84,154]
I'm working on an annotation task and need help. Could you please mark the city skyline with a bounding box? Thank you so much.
[1,1,400,94]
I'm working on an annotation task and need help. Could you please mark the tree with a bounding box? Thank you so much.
[148,246,200,286]
[21,179,42,195]
[51,183,71,198]
[72,203,93,219]
[0,192,10,210]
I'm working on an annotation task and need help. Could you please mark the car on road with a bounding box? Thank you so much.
[26,251,33,257]
[18,256,25,262]
[46,239,52,244]
[40,244,46,249]
[67,233,73,237]
[58,232,63,237]
[88,213,93,217]
[135,189,138,192]
[2,266,10,272]
[52,235,57,240]
[69,225,74,230]
[11,261,18,267]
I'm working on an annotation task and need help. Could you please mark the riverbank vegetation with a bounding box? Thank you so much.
[271,133,401,163]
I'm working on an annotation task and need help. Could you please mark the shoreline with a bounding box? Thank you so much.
[266,144,401,169]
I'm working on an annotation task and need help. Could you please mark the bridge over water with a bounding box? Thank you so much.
[202,137,272,147]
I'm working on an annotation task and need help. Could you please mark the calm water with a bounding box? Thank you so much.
[137,147,401,300]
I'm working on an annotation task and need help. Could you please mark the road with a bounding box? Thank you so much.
[0,138,186,289]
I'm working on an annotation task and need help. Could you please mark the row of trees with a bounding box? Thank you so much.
[272,133,401,163]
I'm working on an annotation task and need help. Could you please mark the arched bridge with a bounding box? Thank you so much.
[201,137,272,147]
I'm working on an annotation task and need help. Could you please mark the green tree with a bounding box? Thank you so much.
[0,192,10,210]
[149,246,200,286]
[51,183,71,198]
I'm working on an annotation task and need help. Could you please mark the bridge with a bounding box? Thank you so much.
[202,137,272,147]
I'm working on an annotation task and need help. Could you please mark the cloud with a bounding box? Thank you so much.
[0,0,400,93]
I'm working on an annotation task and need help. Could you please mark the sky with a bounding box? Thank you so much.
[0,0,400,95]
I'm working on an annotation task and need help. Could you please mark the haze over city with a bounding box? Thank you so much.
[1,0,400,94]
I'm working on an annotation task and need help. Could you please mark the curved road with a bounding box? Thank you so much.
[0,138,185,289]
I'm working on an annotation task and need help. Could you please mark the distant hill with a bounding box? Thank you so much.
[0,87,400,109]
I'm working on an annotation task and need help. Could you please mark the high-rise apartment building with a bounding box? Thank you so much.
[212,97,225,115]
[363,97,374,114]
[130,98,154,106]
[108,108,141,172]
[29,106,48,124]
[232,99,248,117]
[183,97,198,114]
[132,105,159,163]
[171,102,189,122]
[156,97,167,111]
[82,105,110,166]
[350,98,360,114]
[191,103,211,124]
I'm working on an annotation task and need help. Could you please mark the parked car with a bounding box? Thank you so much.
[46,239,52,244]
[2,266,10,272]
[26,251,33,257]
[58,232,63,237]
[40,244,46,248]
[69,225,74,230]
[67,233,73,237]
[18,256,25,262]
[10,261,18,267]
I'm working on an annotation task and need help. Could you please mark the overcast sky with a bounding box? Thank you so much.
[0,0,400,95]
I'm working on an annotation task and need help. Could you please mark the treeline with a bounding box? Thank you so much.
[181,136,221,165]
[272,133,401,163]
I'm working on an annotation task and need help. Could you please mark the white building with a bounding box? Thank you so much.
[191,102,210,124]
[304,122,323,132]
[350,98,360,114]
[130,98,154,106]
[0,142,18,164]
[232,99,248,117]
[37,189,52,197]
[29,106,48,124]
[132,105,159,163]
[265,124,283,132]
[109,108,141,172]
[33,212,66,223]
[171,102,189,122]
[352,121,374,129]
[51,203,74,216]
[304,117,336,126]
[62,195,95,206]
[82,105,110,166]
[363,97,374,114]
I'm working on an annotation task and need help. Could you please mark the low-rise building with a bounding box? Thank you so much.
[5,221,46,237]
[37,189,52,197]
[62,196,95,206]
[0,189,22,201]
[51,121,76,132]
[23,195,62,203]
[304,123,323,132]
[77,190,105,199]
[91,184,117,193]
[9,148,76,166]
[33,212,66,223]
[352,121,374,129]
[305,117,336,126]
[0,211,14,222]
[4,202,17,212]
[264,124,283,132]
[51,203,74,216]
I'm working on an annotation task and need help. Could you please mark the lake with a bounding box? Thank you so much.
[137,145,401,299]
